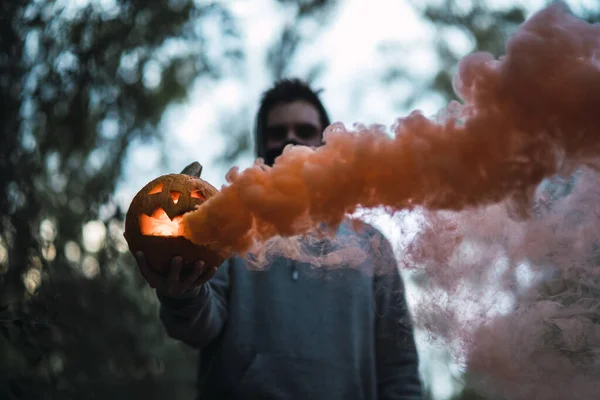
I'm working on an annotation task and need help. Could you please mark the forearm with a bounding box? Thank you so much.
[157,283,227,349]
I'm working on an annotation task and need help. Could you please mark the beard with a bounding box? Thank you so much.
[263,140,302,167]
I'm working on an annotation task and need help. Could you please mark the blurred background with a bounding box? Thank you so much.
[1,0,598,399]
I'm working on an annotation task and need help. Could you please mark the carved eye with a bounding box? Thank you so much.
[190,190,205,201]
[170,191,181,204]
[148,183,164,195]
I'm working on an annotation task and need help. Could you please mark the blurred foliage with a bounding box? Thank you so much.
[383,0,600,111]
[0,0,243,398]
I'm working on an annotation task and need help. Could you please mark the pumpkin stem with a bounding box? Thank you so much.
[180,161,203,178]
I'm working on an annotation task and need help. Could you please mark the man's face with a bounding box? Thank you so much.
[263,100,323,166]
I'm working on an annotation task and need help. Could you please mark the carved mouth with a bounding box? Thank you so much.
[139,208,185,237]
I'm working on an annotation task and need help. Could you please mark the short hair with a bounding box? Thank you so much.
[254,78,331,159]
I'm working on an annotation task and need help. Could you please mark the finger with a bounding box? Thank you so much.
[194,266,217,286]
[183,260,205,287]
[166,256,183,293]
[135,251,163,289]
[135,251,146,268]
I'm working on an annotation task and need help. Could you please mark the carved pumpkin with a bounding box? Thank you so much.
[124,164,229,277]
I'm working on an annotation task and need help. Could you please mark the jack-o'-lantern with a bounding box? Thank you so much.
[124,162,229,277]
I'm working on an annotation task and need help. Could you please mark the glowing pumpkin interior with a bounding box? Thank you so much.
[139,208,184,237]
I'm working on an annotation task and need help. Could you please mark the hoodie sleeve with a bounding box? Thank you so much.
[369,229,423,400]
[156,259,230,349]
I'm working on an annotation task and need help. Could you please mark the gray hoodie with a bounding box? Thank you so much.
[157,218,423,400]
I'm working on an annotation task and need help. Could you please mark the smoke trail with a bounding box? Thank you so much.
[182,2,600,260]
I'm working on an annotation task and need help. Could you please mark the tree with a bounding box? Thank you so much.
[0,1,243,398]
[392,0,600,109]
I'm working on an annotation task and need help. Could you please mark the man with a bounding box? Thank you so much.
[135,78,423,399]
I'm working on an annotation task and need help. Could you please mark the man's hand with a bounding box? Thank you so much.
[134,161,215,296]
[135,252,217,297]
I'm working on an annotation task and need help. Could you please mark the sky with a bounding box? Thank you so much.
[109,0,593,398]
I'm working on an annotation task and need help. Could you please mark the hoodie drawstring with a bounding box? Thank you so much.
[291,261,299,281]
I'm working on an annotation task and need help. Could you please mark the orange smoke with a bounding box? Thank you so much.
[182,3,600,255]
[405,168,600,400]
